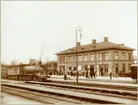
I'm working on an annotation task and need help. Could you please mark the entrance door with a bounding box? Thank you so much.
[115,65,118,74]
[90,65,94,77]
[85,65,88,78]
[100,67,103,76]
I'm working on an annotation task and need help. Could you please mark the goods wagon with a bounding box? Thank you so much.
[131,64,137,80]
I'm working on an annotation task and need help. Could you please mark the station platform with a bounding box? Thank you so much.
[48,75,138,88]
[1,75,137,88]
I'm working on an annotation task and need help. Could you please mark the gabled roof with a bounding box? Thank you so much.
[56,41,135,55]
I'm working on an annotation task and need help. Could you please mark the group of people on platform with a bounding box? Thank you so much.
[62,70,113,80]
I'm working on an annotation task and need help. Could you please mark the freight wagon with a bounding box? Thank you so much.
[131,64,137,80]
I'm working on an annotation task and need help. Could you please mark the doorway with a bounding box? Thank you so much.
[90,65,94,78]
[100,67,104,76]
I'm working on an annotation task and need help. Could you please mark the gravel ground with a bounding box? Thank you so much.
[1,92,45,105]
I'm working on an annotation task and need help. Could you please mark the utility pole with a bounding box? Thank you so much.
[75,26,82,84]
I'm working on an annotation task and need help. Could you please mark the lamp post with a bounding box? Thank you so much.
[75,26,82,84]
[95,52,97,77]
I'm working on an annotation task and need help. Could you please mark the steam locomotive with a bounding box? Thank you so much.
[2,64,51,82]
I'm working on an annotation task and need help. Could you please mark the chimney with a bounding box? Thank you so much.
[118,43,125,47]
[103,37,108,42]
[76,42,81,46]
[92,39,96,44]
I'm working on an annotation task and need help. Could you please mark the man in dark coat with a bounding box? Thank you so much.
[109,71,112,80]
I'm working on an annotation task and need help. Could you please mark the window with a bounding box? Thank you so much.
[90,54,94,61]
[73,56,76,61]
[74,67,76,71]
[70,56,73,62]
[59,57,62,63]
[105,53,109,60]
[59,66,62,71]
[63,66,65,71]
[128,64,131,72]
[128,53,131,60]
[84,55,88,61]
[64,57,66,62]
[63,56,65,62]
[78,55,82,61]
[84,65,88,70]
[99,54,102,60]
[67,56,69,62]
[115,52,119,60]
[71,49,74,51]
[105,65,108,72]
[81,47,84,50]
[68,56,73,62]
[115,64,119,73]
[122,52,125,60]
[69,67,72,71]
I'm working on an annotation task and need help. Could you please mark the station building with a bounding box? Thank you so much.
[56,37,135,76]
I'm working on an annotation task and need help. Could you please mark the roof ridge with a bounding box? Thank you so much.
[56,41,135,55]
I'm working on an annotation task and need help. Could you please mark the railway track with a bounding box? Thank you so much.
[1,84,113,104]
[25,81,137,100]
[1,86,90,104]
[46,79,137,91]
[1,82,137,104]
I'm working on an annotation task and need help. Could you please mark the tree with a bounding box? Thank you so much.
[11,60,19,66]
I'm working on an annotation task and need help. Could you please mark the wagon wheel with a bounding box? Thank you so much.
[38,77,42,82]
[28,76,32,81]
[33,77,38,81]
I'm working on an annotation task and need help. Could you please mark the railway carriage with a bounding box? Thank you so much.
[131,64,137,80]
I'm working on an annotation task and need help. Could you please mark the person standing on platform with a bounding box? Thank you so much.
[94,71,96,79]
[109,71,112,80]
[90,69,93,78]
[71,71,73,77]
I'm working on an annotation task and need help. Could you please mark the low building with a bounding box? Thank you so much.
[1,64,8,79]
[56,37,135,76]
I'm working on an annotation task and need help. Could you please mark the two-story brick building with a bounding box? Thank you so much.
[56,37,135,76]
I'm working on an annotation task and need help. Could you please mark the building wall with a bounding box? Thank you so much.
[57,49,133,76]
[111,50,133,74]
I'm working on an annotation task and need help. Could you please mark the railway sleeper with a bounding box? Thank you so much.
[91,89,100,92]
[130,93,137,97]
[100,89,111,93]
[46,80,137,91]
[122,92,135,96]
[110,91,121,95]
[63,95,117,104]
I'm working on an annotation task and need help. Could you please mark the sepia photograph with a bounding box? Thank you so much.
[1,0,137,104]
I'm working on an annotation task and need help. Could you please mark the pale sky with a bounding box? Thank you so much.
[1,1,137,64]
